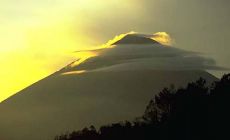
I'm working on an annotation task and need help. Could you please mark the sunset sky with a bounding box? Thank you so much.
[0,0,230,102]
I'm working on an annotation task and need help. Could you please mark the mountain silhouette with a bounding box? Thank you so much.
[113,34,159,45]
[0,33,220,140]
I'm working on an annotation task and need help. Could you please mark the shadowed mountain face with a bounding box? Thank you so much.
[0,33,219,140]
[113,34,159,45]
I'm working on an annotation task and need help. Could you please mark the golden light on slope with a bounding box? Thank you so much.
[152,32,173,46]
[100,31,136,48]
[69,51,98,68]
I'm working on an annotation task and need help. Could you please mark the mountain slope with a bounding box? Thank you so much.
[0,70,217,140]
[0,33,220,140]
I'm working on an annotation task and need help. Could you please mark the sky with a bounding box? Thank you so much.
[0,0,230,102]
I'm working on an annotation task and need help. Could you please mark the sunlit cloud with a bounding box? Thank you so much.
[61,70,86,75]
[60,32,225,76]
[152,32,173,46]
[100,31,136,48]
[65,31,173,71]
[67,32,137,68]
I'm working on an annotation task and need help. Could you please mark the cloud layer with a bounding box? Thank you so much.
[62,33,226,75]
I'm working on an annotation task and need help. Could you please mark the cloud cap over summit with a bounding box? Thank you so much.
[62,32,226,75]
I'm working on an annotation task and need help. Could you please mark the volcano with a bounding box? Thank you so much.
[0,33,219,140]
[112,34,159,45]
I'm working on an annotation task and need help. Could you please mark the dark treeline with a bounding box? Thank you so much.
[55,74,230,140]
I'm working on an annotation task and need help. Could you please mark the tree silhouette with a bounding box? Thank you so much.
[55,74,230,140]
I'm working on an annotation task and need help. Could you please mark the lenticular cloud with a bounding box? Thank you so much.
[62,32,225,75]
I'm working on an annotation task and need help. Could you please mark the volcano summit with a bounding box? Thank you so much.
[0,32,220,140]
